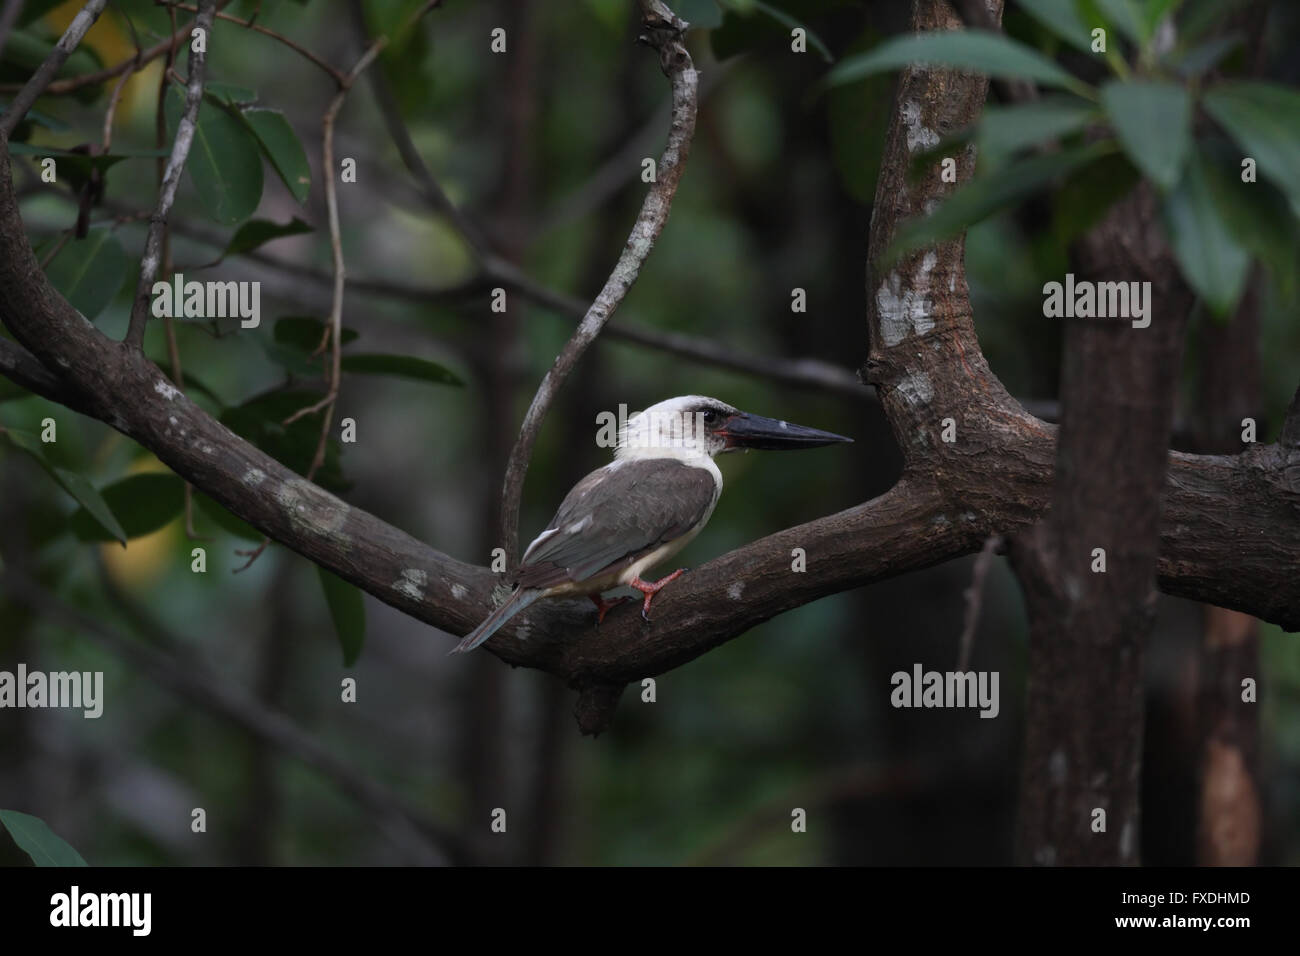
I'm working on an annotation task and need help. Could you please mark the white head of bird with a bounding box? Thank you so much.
[616,395,738,463]
[451,395,852,654]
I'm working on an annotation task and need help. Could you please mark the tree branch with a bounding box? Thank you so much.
[0,336,91,413]
[0,0,109,138]
[497,0,699,566]
[123,0,215,351]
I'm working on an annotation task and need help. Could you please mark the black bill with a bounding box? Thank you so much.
[719,412,853,450]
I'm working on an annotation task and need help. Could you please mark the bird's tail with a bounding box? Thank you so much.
[450,589,542,654]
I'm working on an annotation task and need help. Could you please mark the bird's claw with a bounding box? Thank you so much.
[590,593,631,625]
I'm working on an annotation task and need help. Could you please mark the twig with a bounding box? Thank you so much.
[123,0,214,351]
[38,230,70,267]
[957,534,1002,672]
[160,1,345,84]
[285,41,387,482]
[496,0,699,566]
[100,67,135,150]
[279,2,443,476]
[0,0,24,65]
[152,3,204,538]
[0,0,110,138]
[347,0,486,255]
[114,0,144,59]
[233,535,270,573]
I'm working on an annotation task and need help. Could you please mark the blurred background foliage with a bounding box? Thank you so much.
[0,0,1297,865]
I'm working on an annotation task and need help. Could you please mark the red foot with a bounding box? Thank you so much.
[628,569,687,622]
[589,593,631,625]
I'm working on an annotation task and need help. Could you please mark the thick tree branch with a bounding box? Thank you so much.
[496,0,698,566]
[0,0,109,138]
[124,0,215,350]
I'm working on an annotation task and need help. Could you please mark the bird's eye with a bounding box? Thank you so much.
[702,409,718,424]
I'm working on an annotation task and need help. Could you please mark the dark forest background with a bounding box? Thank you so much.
[0,0,1297,865]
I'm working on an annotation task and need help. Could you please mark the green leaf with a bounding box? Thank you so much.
[240,109,311,204]
[224,217,314,259]
[52,469,128,545]
[194,491,262,541]
[274,316,359,351]
[0,810,87,867]
[826,27,893,202]
[1178,0,1253,44]
[0,103,68,136]
[748,2,833,63]
[6,144,171,185]
[265,317,358,378]
[260,340,323,378]
[1168,33,1243,78]
[318,567,365,667]
[41,227,128,320]
[1204,82,1300,220]
[1099,80,1191,190]
[1,430,127,544]
[69,473,184,541]
[1085,0,1144,43]
[1161,154,1251,317]
[887,140,1115,261]
[1139,0,1183,36]
[1051,151,1141,244]
[0,377,30,403]
[978,96,1097,169]
[340,353,464,386]
[1016,0,1094,53]
[1,30,103,82]
[822,29,1092,97]
[219,390,350,492]
[1196,144,1300,301]
[166,86,264,225]
[205,82,257,106]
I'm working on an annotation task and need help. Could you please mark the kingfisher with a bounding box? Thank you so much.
[452,395,852,654]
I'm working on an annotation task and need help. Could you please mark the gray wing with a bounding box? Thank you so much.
[515,458,718,591]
